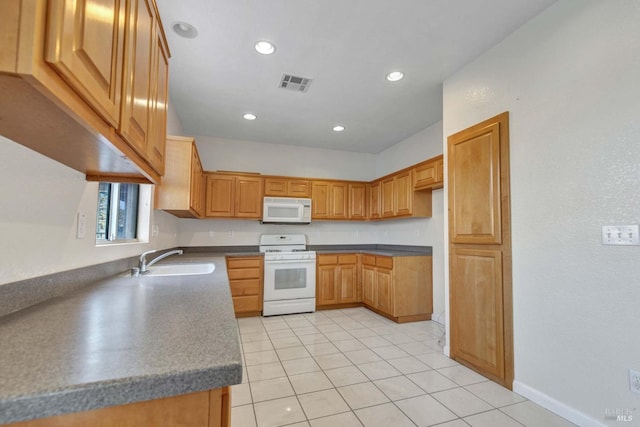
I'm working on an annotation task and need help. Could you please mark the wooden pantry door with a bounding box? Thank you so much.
[447,112,513,389]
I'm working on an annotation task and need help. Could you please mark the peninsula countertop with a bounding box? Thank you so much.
[0,255,242,424]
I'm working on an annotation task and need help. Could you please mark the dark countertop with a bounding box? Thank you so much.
[0,255,242,424]
[185,244,432,257]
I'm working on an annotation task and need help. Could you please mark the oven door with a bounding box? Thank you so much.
[263,259,316,301]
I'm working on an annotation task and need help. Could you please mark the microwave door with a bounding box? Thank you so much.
[265,204,302,222]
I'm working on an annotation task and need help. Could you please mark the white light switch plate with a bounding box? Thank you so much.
[76,212,86,239]
[602,225,639,245]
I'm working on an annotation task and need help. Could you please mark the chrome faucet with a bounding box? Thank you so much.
[139,249,184,274]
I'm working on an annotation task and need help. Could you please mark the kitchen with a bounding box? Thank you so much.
[1,1,639,427]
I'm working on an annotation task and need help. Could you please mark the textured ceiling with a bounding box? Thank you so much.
[155,0,556,153]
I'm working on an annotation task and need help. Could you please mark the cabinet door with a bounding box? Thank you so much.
[435,158,444,187]
[395,171,413,216]
[369,182,381,220]
[235,176,263,218]
[190,148,204,216]
[317,265,339,306]
[311,181,330,219]
[288,180,311,198]
[146,31,169,174]
[339,264,359,303]
[381,178,395,218]
[349,183,367,220]
[45,0,126,128]
[120,0,155,156]
[330,182,349,219]
[362,265,376,307]
[376,268,394,315]
[264,178,288,197]
[414,161,437,190]
[205,174,235,217]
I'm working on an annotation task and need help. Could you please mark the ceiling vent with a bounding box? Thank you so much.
[279,74,312,93]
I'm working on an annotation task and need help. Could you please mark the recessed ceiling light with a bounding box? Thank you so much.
[243,113,257,121]
[254,40,276,55]
[332,125,345,132]
[172,22,198,39]
[386,71,404,82]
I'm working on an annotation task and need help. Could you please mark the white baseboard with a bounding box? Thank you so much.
[443,345,450,357]
[513,380,606,427]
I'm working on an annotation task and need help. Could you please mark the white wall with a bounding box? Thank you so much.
[195,136,376,181]
[0,100,185,285]
[0,138,178,285]
[443,1,640,425]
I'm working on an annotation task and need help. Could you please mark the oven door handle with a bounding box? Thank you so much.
[264,259,315,265]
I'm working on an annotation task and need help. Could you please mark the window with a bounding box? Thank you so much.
[96,182,140,242]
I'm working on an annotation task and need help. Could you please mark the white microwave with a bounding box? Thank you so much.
[262,197,312,224]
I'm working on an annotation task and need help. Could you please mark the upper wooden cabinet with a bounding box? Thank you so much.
[205,173,263,219]
[155,136,204,218]
[264,177,311,198]
[349,183,367,220]
[369,181,381,220]
[414,155,444,190]
[377,169,430,219]
[45,0,126,128]
[0,0,169,183]
[311,181,349,220]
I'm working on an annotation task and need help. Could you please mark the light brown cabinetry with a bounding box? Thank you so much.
[349,183,367,220]
[0,0,170,183]
[4,387,231,427]
[369,181,381,220]
[264,177,311,198]
[377,170,431,219]
[205,173,264,219]
[311,181,349,220]
[414,155,444,190]
[155,136,204,218]
[316,254,360,307]
[361,254,432,323]
[226,256,263,317]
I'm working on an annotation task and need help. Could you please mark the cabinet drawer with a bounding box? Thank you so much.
[338,254,357,264]
[229,279,261,297]
[227,257,262,269]
[232,295,262,312]
[376,256,393,269]
[227,267,261,280]
[317,255,338,265]
[362,254,376,266]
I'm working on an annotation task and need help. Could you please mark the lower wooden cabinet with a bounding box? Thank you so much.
[317,254,360,307]
[361,254,432,323]
[5,387,231,427]
[226,256,263,317]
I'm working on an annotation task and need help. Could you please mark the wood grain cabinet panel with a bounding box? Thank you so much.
[119,0,155,157]
[413,155,444,190]
[226,256,263,317]
[155,136,204,218]
[264,178,311,198]
[5,387,231,427]
[206,174,263,219]
[349,183,367,220]
[369,181,381,220]
[311,181,349,220]
[0,0,170,183]
[316,254,360,307]
[360,255,432,323]
[45,0,126,128]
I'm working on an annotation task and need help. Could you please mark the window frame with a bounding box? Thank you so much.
[96,182,151,246]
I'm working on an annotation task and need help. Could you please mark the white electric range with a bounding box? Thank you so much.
[259,234,316,316]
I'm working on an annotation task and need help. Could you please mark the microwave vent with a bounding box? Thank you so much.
[279,74,312,93]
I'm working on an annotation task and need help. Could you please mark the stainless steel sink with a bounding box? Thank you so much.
[143,263,215,276]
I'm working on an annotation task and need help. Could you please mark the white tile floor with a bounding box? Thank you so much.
[232,308,575,427]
